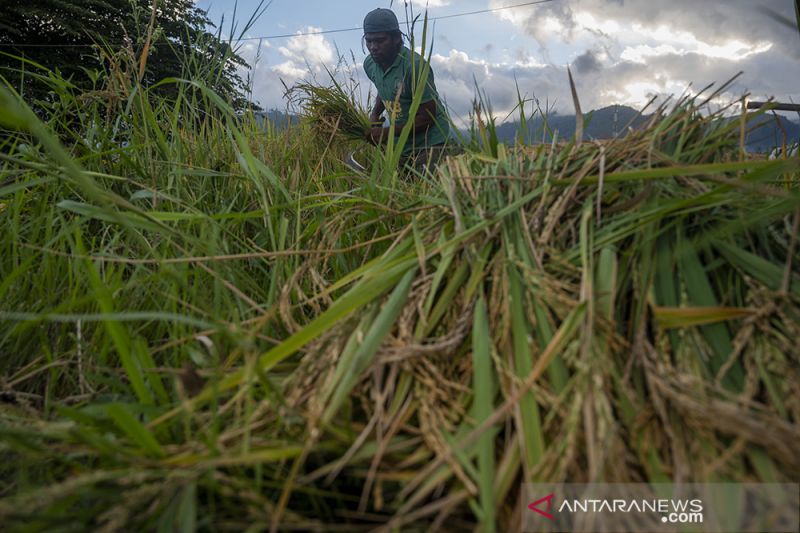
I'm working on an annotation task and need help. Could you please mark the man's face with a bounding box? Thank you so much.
[365,32,397,65]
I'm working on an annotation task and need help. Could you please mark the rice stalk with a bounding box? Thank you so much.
[291,79,372,142]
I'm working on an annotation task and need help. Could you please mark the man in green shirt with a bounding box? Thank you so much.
[362,8,452,172]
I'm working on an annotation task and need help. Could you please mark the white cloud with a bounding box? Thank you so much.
[409,0,451,8]
[235,27,344,110]
[620,39,773,63]
[430,49,572,122]
[277,27,334,66]
[483,0,798,115]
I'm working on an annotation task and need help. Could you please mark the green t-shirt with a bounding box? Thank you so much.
[363,46,451,153]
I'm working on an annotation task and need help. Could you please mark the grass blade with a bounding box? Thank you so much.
[472,295,496,532]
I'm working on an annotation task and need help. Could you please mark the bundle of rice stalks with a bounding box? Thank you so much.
[291,79,372,141]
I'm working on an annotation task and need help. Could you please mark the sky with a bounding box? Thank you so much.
[196,0,800,125]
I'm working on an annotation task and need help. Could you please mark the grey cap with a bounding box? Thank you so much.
[363,8,399,33]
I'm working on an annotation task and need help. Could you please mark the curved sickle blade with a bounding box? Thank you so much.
[344,150,366,172]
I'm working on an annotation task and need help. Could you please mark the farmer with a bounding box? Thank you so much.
[362,8,452,173]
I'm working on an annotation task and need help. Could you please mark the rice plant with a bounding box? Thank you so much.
[290,78,373,142]
[0,16,799,533]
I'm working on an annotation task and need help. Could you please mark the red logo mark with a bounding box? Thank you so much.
[528,493,556,520]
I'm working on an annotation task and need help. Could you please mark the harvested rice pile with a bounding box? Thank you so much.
[251,103,800,531]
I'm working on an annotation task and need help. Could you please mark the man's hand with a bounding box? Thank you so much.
[365,101,437,145]
[366,127,387,145]
[370,99,386,128]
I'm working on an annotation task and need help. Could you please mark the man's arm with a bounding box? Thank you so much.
[370,98,386,124]
[409,100,437,133]
[366,100,437,145]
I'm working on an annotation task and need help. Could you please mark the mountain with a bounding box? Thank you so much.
[736,114,800,152]
[494,105,650,144]
[491,105,800,152]
[252,109,299,129]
